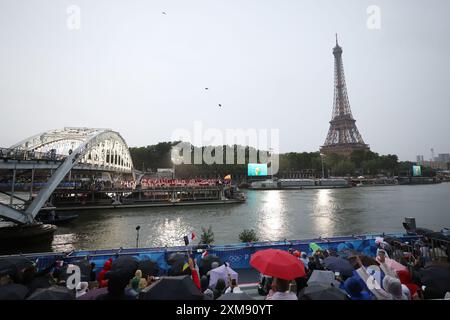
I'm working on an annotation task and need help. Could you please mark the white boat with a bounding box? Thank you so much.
[249,178,349,190]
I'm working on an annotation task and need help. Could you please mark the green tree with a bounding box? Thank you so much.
[239,229,259,243]
[200,226,215,245]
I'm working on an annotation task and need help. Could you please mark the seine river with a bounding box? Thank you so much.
[1,183,449,254]
[45,183,450,252]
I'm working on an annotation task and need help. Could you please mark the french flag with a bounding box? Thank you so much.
[183,232,196,246]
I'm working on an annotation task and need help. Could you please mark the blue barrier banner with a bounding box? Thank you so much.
[17,233,421,277]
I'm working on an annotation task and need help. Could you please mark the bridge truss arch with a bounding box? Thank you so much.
[1,128,134,224]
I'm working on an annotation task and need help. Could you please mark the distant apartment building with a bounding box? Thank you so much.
[417,160,449,170]
[416,155,424,163]
[436,153,450,163]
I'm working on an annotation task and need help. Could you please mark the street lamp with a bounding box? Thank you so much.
[320,153,325,179]
[136,225,141,248]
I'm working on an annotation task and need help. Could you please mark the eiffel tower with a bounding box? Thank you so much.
[320,35,370,157]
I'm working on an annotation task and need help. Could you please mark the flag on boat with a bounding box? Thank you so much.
[183,232,196,246]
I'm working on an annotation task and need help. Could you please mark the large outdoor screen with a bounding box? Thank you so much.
[247,163,268,176]
[412,165,422,177]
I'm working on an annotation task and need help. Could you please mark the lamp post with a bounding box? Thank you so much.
[320,153,325,179]
[136,225,141,248]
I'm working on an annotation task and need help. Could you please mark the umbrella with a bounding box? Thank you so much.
[77,287,108,300]
[199,254,221,275]
[307,270,341,287]
[58,259,91,282]
[167,252,188,265]
[323,256,354,278]
[299,283,349,300]
[209,264,238,288]
[419,265,450,298]
[424,232,450,242]
[250,249,306,280]
[110,256,139,280]
[0,283,29,300]
[28,274,55,293]
[139,276,203,300]
[0,256,34,279]
[309,243,322,253]
[169,259,191,276]
[138,260,160,278]
[218,292,254,300]
[27,285,76,300]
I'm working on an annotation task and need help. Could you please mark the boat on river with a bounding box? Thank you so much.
[249,178,350,190]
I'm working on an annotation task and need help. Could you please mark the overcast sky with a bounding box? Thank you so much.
[1,0,449,161]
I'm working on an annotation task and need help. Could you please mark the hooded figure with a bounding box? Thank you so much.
[200,275,209,293]
[383,275,408,300]
[98,259,112,288]
[213,278,226,299]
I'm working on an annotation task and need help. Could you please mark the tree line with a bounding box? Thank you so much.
[129,142,434,179]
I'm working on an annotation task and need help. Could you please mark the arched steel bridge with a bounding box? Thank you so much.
[0,127,135,224]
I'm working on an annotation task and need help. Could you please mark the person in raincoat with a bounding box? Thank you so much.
[383,275,409,300]
[376,249,399,279]
[354,256,393,300]
[98,259,113,288]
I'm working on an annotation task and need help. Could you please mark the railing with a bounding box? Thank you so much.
[429,237,450,262]
[0,147,66,162]
[387,233,450,273]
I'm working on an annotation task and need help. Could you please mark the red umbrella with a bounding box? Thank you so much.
[250,249,306,280]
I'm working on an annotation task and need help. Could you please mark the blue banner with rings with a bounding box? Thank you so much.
[8,234,421,278]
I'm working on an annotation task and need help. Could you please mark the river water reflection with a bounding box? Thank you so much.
[46,183,450,252]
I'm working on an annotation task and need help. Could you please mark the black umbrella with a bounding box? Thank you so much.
[77,287,108,300]
[299,283,349,300]
[0,283,29,300]
[139,276,203,300]
[167,252,188,265]
[110,256,139,280]
[168,259,191,276]
[0,256,34,280]
[28,274,55,293]
[199,254,221,275]
[419,265,450,298]
[217,292,254,300]
[27,285,76,300]
[138,260,160,278]
[58,259,91,282]
[323,256,354,277]
[424,232,450,242]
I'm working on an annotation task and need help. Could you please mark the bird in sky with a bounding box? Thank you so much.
[162,12,167,15]
[218,104,222,107]
[205,88,209,90]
